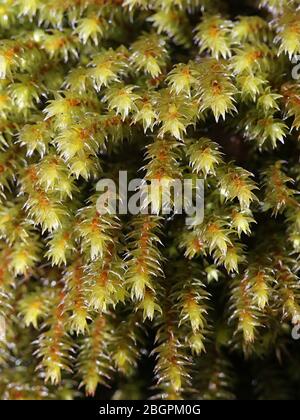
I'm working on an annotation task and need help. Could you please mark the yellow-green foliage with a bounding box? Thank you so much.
[0,0,300,400]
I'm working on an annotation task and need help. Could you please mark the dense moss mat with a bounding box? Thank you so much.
[0,0,300,400]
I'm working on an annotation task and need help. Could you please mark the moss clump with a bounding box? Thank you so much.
[0,0,300,400]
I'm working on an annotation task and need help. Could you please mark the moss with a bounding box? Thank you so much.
[0,0,300,400]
